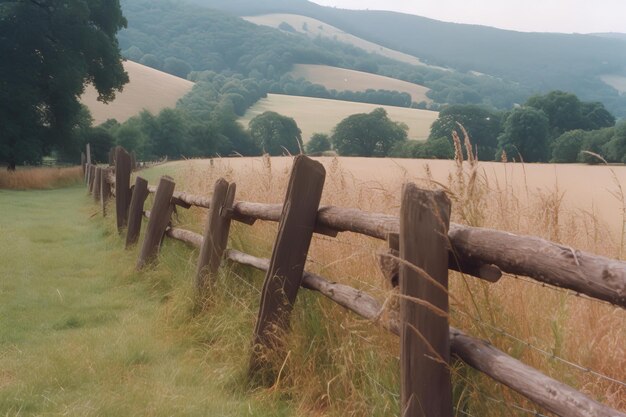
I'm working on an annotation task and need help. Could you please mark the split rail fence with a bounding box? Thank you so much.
[83,146,626,417]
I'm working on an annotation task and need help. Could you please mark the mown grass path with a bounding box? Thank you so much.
[0,186,290,417]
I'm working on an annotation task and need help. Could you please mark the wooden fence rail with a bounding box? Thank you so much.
[87,145,626,417]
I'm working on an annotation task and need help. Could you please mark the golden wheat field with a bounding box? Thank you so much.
[80,60,193,125]
[239,94,439,141]
[242,13,443,70]
[156,153,626,416]
[288,64,431,103]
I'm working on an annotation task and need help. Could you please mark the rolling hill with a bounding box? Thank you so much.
[239,94,438,141]
[191,0,626,116]
[242,13,438,69]
[288,64,430,103]
[80,61,194,125]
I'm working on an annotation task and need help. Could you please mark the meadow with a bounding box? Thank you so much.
[288,64,431,103]
[239,94,439,141]
[79,61,193,125]
[155,153,626,416]
[3,154,625,416]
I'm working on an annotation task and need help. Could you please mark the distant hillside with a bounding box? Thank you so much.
[600,75,626,94]
[243,13,436,69]
[239,94,438,141]
[289,64,430,102]
[593,33,626,42]
[80,61,193,124]
[191,0,626,116]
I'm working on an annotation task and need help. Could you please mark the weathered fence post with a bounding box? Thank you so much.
[115,147,132,231]
[93,167,102,203]
[85,143,92,184]
[249,155,326,382]
[100,168,112,217]
[88,164,96,194]
[126,176,150,248]
[136,176,175,269]
[400,184,452,417]
[195,178,236,297]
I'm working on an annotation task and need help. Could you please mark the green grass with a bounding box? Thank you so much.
[0,186,294,416]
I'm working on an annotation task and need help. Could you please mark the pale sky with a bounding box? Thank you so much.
[309,0,626,34]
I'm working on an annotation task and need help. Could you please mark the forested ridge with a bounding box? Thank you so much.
[188,0,626,117]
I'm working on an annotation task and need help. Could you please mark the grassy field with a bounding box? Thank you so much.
[0,166,83,190]
[239,93,439,141]
[80,61,194,125]
[152,154,626,416]
[3,156,625,416]
[0,185,294,416]
[243,13,447,71]
[289,64,430,103]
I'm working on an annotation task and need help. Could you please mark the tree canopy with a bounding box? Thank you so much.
[249,111,303,155]
[428,104,502,160]
[0,0,129,168]
[332,108,407,157]
[497,107,550,162]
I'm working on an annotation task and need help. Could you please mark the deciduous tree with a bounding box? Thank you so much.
[0,0,128,169]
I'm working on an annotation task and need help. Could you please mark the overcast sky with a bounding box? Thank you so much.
[309,0,626,34]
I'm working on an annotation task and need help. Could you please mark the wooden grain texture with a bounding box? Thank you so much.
[195,179,236,296]
[126,177,150,248]
[136,176,175,270]
[249,155,326,379]
[114,147,132,231]
[220,247,626,417]
[81,152,86,176]
[126,176,626,306]
[400,184,452,417]
[93,168,102,203]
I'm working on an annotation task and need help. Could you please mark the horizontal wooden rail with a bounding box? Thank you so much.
[147,187,626,308]
[158,224,625,417]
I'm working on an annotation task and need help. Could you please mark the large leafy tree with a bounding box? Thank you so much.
[428,104,502,160]
[497,107,550,162]
[249,111,302,155]
[332,108,407,157]
[0,0,129,169]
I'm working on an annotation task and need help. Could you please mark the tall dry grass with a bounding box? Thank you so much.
[167,140,626,416]
[0,166,83,190]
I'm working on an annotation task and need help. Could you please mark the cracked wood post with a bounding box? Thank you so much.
[126,177,150,248]
[93,167,102,203]
[400,184,452,417]
[136,176,175,269]
[100,168,112,217]
[195,178,236,298]
[249,155,326,382]
[115,146,132,232]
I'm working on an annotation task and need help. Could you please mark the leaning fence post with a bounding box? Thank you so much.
[85,143,92,184]
[126,176,150,248]
[136,176,175,269]
[88,164,96,194]
[400,184,452,417]
[100,168,112,217]
[195,178,236,298]
[249,155,326,383]
[115,147,132,231]
[93,167,102,203]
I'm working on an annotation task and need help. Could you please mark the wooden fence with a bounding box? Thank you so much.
[83,146,626,417]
